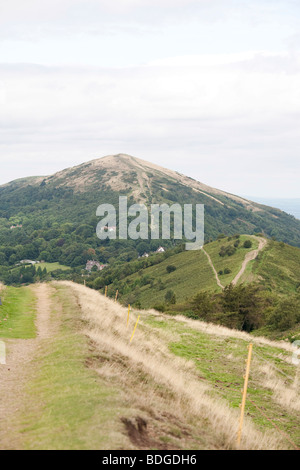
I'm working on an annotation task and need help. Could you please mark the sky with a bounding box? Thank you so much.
[0,0,300,197]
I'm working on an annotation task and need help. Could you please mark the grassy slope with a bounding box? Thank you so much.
[121,235,260,307]
[0,286,36,339]
[204,235,259,284]
[1,282,299,449]
[119,235,300,311]
[145,314,299,449]
[251,241,300,295]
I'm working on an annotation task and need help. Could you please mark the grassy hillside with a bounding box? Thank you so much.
[88,236,300,340]
[1,281,299,450]
[252,241,300,295]
[116,235,259,307]
[0,155,299,286]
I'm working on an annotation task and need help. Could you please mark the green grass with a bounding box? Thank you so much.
[20,285,131,450]
[124,249,219,307]
[122,235,260,308]
[0,286,36,339]
[204,235,259,285]
[144,314,300,448]
[253,241,300,294]
[38,262,70,273]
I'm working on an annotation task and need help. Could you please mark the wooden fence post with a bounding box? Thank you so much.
[236,343,253,447]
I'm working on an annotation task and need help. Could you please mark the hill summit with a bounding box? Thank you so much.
[0,153,300,246]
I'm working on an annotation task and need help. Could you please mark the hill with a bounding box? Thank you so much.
[88,235,300,339]
[0,154,299,337]
[108,236,300,308]
[0,154,300,254]
[0,281,299,450]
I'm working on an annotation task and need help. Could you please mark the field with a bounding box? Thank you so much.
[0,281,299,450]
[38,262,70,273]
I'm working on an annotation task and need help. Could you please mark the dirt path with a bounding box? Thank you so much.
[231,237,267,286]
[202,237,267,290]
[0,283,54,449]
[202,248,224,289]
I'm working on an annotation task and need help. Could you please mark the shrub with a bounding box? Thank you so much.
[268,296,300,331]
[219,245,236,257]
[153,304,166,313]
[243,240,252,249]
[217,233,226,241]
[224,268,231,274]
[165,290,176,304]
[166,265,177,274]
[191,292,216,318]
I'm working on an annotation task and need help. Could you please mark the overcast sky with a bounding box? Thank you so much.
[0,0,300,197]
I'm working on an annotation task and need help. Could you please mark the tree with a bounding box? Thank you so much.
[221,283,265,331]
[0,252,6,265]
[243,240,252,249]
[268,296,300,331]
[192,292,215,319]
[165,289,176,304]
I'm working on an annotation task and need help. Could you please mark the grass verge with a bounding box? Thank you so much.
[0,286,36,339]
[20,284,131,450]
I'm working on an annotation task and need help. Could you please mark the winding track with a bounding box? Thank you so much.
[202,236,268,290]
[231,237,267,286]
[202,248,224,289]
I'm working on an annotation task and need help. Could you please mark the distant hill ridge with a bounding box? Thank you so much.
[0,153,300,246]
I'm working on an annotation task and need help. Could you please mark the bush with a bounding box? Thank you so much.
[192,292,216,318]
[243,240,252,249]
[219,245,236,257]
[217,234,226,241]
[165,290,176,304]
[224,268,231,274]
[166,265,177,274]
[153,304,166,313]
[268,296,300,331]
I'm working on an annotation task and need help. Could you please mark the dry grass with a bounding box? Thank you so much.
[256,363,300,412]
[166,313,294,352]
[57,281,285,450]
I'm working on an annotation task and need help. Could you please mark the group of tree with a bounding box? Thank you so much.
[189,283,300,333]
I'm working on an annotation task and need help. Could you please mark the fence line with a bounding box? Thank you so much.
[253,350,295,382]
[106,291,298,449]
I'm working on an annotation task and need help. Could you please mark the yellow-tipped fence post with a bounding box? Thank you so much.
[236,343,253,447]
[115,290,119,302]
[127,305,130,328]
[130,315,140,343]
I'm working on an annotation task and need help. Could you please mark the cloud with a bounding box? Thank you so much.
[0,51,299,196]
[0,1,299,196]
[0,0,297,40]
